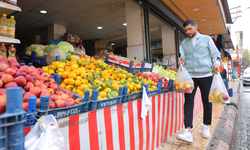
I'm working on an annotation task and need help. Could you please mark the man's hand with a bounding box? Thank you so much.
[214,65,219,74]
[179,58,185,67]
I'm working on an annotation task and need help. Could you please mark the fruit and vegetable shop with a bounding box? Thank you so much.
[0,0,234,149]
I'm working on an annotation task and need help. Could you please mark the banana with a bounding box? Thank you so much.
[218,93,225,103]
[209,93,214,101]
[213,92,220,103]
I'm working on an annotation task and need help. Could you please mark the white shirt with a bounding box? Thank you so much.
[179,32,218,78]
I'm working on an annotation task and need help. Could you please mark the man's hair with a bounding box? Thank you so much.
[183,19,197,27]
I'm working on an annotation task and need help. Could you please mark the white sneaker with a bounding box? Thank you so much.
[202,125,210,138]
[176,129,193,143]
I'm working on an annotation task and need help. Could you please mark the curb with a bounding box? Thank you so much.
[206,82,240,150]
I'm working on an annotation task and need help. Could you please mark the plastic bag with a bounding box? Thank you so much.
[173,65,194,93]
[75,45,86,55]
[209,74,230,103]
[25,115,67,150]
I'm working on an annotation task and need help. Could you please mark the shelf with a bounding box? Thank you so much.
[92,47,113,51]
[0,1,21,16]
[0,36,20,44]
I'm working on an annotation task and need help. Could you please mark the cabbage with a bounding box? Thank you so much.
[33,49,44,58]
[27,44,37,51]
[25,50,32,56]
[57,41,74,54]
[45,44,58,52]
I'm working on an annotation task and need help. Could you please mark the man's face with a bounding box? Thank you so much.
[184,24,198,38]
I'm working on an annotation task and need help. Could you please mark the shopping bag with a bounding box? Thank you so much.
[209,73,230,103]
[173,65,194,93]
[75,45,86,55]
[25,114,67,150]
[141,87,151,120]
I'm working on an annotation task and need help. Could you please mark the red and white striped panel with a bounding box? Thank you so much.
[24,91,203,150]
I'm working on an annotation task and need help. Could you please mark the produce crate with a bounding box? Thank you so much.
[145,79,162,97]
[142,62,153,72]
[36,90,90,119]
[50,39,63,45]
[23,96,38,127]
[89,87,124,110]
[105,54,143,74]
[160,79,174,93]
[122,83,145,103]
[31,51,47,66]
[0,87,26,150]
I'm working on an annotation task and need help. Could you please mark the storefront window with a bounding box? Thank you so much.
[178,31,186,44]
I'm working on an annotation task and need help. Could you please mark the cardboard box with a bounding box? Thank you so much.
[99,39,104,47]
[95,40,99,47]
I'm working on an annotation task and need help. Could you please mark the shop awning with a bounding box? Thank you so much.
[161,0,232,35]
[221,33,234,49]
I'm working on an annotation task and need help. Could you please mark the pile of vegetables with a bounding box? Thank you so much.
[25,44,46,58]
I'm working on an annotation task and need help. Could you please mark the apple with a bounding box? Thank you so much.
[1,74,14,84]
[69,98,76,105]
[0,63,9,72]
[0,88,6,95]
[14,76,27,87]
[36,98,41,108]
[42,73,50,81]
[64,100,71,107]
[5,68,16,76]
[49,101,55,109]
[37,68,44,75]
[61,94,68,100]
[10,62,20,68]
[0,94,7,114]
[23,92,36,102]
[25,73,37,83]
[24,82,34,92]
[4,82,18,88]
[0,79,3,88]
[22,102,29,111]
[75,98,83,104]
[55,100,65,108]
[29,87,41,97]
[222,93,229,101]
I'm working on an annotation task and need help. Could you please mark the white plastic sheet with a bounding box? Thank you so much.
[25,115,67,150]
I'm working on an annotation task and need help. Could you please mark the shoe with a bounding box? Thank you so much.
[176,129,193,143]
[202,125,210,138]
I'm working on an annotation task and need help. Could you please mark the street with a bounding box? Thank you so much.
[231,81,250,149]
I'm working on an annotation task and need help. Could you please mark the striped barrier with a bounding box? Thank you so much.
[24,90,203,150]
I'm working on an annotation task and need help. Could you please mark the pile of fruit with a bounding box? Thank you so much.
[173,79,194,93]
[137,72,169,87]
[42,55,158,100]
[0,56,84,115]
[153,64,177,80]
[209,88,229,103]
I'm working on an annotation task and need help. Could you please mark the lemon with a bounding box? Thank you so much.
[99,91,107,98]
[104,88,111,94]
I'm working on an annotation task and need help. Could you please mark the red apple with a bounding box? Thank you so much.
[0,63,9,72]
[23,92,36,102]
[10,62,20,68]
[22,102,29,111]
[25,73,37,83]
[28,66,39,74]
[47,88,54,94]
[49,101,55,109]
[222,93,229,101]
[4,82,18,88]
[5,68,16,76]
[8,58,17,64]
[48,78,55,84]
[75,98,83,104]
[1,74,13,84]
[38,75,45,83]
[33,80,41,86]
[55,100,65,108]
[36,98,41,108]
[0,55,7,63]
[61,94,68,100]
[24,82,34,92]
[11,66,18,72]
[42,73,50,81]
[37,68,44,75]
[40,84,47,89]
[14,76,27,87]
[44,82,49,87]
[49,83,58,90]
[22,88,26,96]
[15,70,27,77]
[64,100,71,107]
[0,79,2,88]
[69,98,76,105]
[0,88,6,95]
[0,72,3,78]
[29,87,41,97]
[0,94,7,114]
[40,89,50,97]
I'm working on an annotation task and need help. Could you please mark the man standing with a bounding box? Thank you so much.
[177,19,221,143]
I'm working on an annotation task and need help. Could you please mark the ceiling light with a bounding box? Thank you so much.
[123,23,127,26]
[208,26,214,29]
[192,8,200,11]
[109,4,118,8]
[200,18,207,21]
[40,10,47,14]
[97,27,102,29]
[111,43,115,45]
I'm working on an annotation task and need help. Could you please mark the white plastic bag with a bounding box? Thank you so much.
[25,115,67,150]
[75,45,86,55]
[141,87,151,120]
[173,65,194,93]
[209,74,230,103]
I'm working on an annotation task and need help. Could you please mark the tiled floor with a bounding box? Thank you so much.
[158,103,225,150]
[158,79,237,150]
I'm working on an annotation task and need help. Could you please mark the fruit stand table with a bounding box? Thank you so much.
[24,90,203,150]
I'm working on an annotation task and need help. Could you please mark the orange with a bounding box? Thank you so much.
[174,80,179,85]
[68,72,76,79]
[48,69,55,75]
[81,79,88,84]
[185,84,191,89]
[68,78,75,85]
[99,91,107,98]
[121,74,126,79]
[104,88,111,94]
[76,76,82,80]
[175,86,179,90]
[61,71,69,79]
[71,64,78,70]
[91,65,96,70]
[63,79,69,84]
[60,83,66,88]
[73,70,80,76]
[75,80,81,86]
[178,85,183,89]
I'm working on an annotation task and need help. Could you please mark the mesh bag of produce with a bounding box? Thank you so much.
[209,73,230,103]
[46,48,66,65]
[173,65,194,93]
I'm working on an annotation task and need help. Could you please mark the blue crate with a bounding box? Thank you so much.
[161,79,174,93]
[142,62,153,72]
[105,54,143,74]
[31,51,47,66]
[23,96,38,127]
[50,39,63,45]
[0,87,26,150]
[89,87,123,110]
[36,90,90,119]
[145,79,162,97]
[122,83,145,103]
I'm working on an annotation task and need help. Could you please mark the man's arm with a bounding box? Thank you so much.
[178,44,185,66]
[209,38,221,73]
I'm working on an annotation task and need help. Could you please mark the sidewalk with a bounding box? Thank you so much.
[158,79,238,150]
